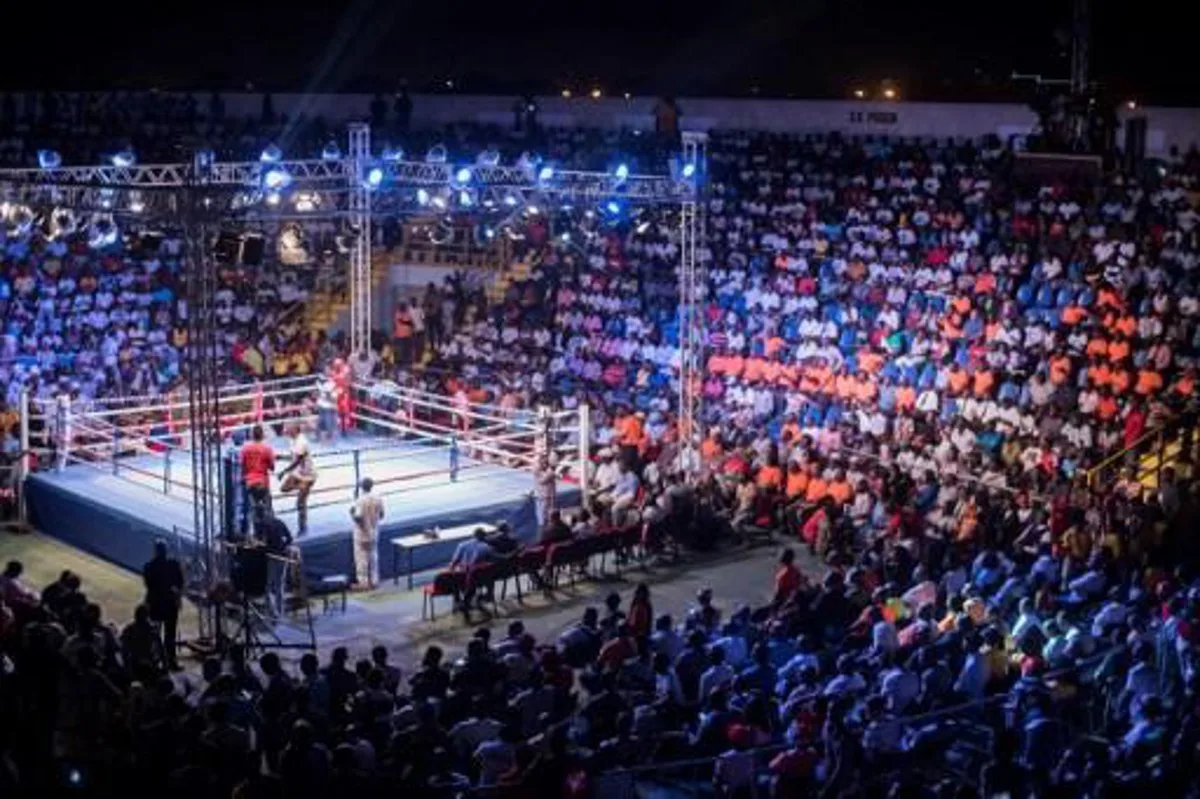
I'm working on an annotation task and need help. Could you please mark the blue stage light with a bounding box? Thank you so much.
[560,231,571,242]
[263,168,291,191]
[606,200,622,215]
[111,149,136,168]
[614,163,629,180]
[682,162,696,178]
[459,190,473,207]
[381,146,404,162]
[322,142,341,161]
[455,166,472,184]
[504,194,519,207]
[426,144,448,164]
[538,165,554,181]
[260,144,282,163]
[476,149,501,166]
[37,150,62,169]
[417,188,430,206]
[366,167,384,188]
[484,227,496,239]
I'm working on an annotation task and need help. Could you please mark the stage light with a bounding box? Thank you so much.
[614,163,629,181]
[526,204,540,216]
[1127,99,1137,110]
[49,207,77,238]
[322,142,341,161]
[294,192,320,212]
[476,149,501,166]
[517,152,541,171]
[263,168,291,191]
[454,166,473,184]
[266,192,282,206]
[432,193,447,210]
[2,203,34,236]
[381,145,404,162]
[459,190,473,207]
[37,150,62,169]
[260,144,282,163]
[366,167,384,188]
[128,192,145,214]
[883,87,897,100]
[560,231,571,242]
[484,227,495,239]
[561,89,572,98]
[426,144,448,164]
[624,92,632,100]
[538,165,554,181]
[605,200,622,216]
[854,88,866,99]
[417,188,430,206]
[682,162,696,178]
[590,88,602,99]
[636,220,651,234]
[98,188,115,210]
[111,149,136,167]
[88,214,118,249]
[503,193,519,207]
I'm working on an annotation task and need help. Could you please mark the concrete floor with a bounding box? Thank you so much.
[0,530,809,674]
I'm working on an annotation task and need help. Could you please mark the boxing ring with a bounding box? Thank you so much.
[20,375,588,583]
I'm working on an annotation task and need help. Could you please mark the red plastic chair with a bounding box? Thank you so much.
[422,570,463,620]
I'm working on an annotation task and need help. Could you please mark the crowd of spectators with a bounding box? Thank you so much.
[2,94,1200,795]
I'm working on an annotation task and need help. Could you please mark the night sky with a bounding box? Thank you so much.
[3,0,1193,104]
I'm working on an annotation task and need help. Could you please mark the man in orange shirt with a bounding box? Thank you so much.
[240,425,276,536]
[826,469,853,505]
[1135,368,1163,397]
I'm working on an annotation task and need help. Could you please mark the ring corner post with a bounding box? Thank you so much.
[17,389,29,523]
[578,403,591,508]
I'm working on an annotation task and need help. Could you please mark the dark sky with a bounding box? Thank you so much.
[4,0,1194,103]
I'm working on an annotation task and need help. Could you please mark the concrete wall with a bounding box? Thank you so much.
[6,91,1200,157]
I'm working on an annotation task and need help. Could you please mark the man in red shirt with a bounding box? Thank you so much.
[240,425,276,535]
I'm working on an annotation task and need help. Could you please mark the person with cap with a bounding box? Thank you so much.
[349,477,385,589]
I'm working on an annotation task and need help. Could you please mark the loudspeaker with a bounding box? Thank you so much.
[1124,117,1147,172]
[241,234,265,267]
[230,546,268,597]
[214,231,242,265]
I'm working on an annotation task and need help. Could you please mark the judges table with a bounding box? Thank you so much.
[392,523,497,589]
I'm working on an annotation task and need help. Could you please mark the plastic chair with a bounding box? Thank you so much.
[422,570,463,620]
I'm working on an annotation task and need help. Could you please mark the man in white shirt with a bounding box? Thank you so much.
[350,477,385,589]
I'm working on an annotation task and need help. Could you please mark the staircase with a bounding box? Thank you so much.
[1087,414,1197,493]
[487,255,535,304]
[304,252,392,337]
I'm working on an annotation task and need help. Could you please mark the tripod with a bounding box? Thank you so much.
[228,546,317,658]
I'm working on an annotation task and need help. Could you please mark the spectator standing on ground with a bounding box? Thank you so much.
[349,478,384,589]
[142,538,184,670]
[240,425,276,536]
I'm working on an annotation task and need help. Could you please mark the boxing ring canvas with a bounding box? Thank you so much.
[21,377,587,584]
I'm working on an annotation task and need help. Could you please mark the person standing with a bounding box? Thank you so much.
[532,453,562,529]
[408,298,425,363]
[53,386,73,472]
[316,374,338,442]
[332,358,354,435]
[350,478,385,589]
[391,302,414,365]
[257,510,294,618]
[240,425,276,536]
[143,539,184,670]
[279,426,318,536]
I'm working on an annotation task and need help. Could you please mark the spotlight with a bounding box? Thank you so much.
[459,190,473,207]
[854,88,866,99]
[503,193,519,207]
[883,87,897,100]
[561,89,572,98]
[682,163,696,178]
[454,166,473,184]
[538,165,554,181]
[98,188,115,210]
[260,144,283,163]
[605,200,622,216]
[624,92,632,100]
[425,144,448,164]
[263,168,291,191]
[128,192,145,214]
[111,149,136,168]
[614,163,629,181]
[322,142,341,161]
[87,214,118,249]
[293,192,320,212]
[37,150,62,169]
[365,167,384,188]
[266,192,281,206]
[431,193,448,210]
[476,149,501,166]
[381,146,404,162]
[636,220,651,234]
[590,88,602,99]
[1126,99,1137,110]
[517,152,542,171]
[484,227,495,239]
[49,207,77,238]
[526,204,540,216]
[560,231,571,242]
[417,188,430,206]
